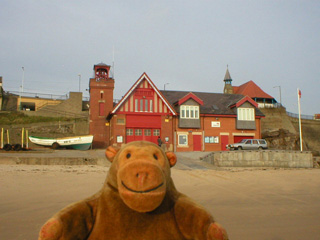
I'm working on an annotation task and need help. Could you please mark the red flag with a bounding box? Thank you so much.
[298,89,301,98]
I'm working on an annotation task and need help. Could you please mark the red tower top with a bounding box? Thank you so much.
[94,62,111,81]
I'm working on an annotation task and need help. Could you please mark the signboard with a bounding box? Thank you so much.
[117,136,123,143]
[211,121,220,127]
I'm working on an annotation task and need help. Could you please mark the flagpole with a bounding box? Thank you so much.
[297,88,303,151]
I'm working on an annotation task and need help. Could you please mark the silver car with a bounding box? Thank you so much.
[227,139,268,150]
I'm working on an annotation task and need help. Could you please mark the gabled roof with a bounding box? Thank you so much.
[229,95,258,108]
[233,80,274,99]
[176,92,204,106]
[161,90,264,117]
[111,73,176,115]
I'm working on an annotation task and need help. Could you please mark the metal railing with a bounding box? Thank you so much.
[258,103,282,108]
[6,91,68,100]
[286,111,316,120]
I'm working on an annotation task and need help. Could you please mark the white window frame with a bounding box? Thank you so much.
[153,129,160,136]
[126,129,133,136]
[237,108,255,121]
[180,105,199,119]
[178,134,188,146]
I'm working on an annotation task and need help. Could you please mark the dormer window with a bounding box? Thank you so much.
[180,106,199,119]
[237,108,255,121]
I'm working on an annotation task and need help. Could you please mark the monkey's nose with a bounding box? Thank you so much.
[136,172,148,186]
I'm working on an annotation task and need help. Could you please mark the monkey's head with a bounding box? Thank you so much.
[105,141,177,213]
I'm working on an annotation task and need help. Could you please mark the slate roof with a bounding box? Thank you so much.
[233,80,274,99]
[160,90,264,116]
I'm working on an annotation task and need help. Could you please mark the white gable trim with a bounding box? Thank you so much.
[111,73,176,115]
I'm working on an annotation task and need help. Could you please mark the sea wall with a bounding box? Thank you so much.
[201,150,313,168]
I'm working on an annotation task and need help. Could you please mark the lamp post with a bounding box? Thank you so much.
[164,83,170,91]
[20,67,25,110]
[273,85,281,106]
[78,74,81,92]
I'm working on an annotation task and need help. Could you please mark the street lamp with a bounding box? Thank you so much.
[78,74,81,92]
[164,83,170,91]
[20,67,25,110]
[273,85,281,106]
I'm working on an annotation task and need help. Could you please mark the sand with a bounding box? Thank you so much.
[0,164,319,240]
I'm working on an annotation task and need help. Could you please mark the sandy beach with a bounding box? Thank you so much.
[1,162,320,240]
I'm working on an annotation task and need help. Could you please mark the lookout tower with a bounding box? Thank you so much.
[89,63,115,148]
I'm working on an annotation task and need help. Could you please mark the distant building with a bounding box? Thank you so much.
[223,67,277,108]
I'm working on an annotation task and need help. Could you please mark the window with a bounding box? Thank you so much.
[140,99,143,111]
[237,108,255,121]
[134,98,153,112]
[180,106,199,119]
[150,100,153,112]
[181,108,185,118]
[135,129,142,136]
[204,136,219,143]
[259,140,266,144]
[144,129,151,136]
[126,129,133,136]
[135,99,138,112]
[145,99,148,112]
[178,134,188,146]
[116,118,125,124]
[153,129,160,136]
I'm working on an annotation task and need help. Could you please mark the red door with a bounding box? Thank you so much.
[221,135,229,151]
[193,135,202,151]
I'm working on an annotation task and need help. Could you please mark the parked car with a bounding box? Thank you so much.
[227,139,268,150]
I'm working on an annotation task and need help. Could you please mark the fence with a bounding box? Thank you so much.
[286,111,316,120]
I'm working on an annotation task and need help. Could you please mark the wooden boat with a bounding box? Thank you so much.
[28,135,93,150]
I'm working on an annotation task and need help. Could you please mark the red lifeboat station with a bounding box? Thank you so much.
[89,63,264,151]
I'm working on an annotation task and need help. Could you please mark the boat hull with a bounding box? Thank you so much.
[29,135,93,150]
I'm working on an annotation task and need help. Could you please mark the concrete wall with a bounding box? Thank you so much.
[23,92,87,118]
[201,150,313,168]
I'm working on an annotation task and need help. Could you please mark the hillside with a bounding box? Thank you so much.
[261,107,320,153]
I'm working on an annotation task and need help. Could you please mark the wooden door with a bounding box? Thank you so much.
[193,135,202,151]
[221,135,229,151]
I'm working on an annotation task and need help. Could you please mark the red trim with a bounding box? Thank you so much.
[200,114,237,118]
[230,96,258,108]
[111,73,177,115]
[177,92,204,106]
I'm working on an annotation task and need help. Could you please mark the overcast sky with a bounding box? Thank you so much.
[1,0,319,115]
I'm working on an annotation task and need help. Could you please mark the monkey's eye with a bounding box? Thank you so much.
[126,153,131,159]
[153,154,158,160]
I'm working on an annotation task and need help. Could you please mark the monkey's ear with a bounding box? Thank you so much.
[165,152,177,167]
[105,146,120,162]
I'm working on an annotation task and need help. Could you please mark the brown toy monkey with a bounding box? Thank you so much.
[39,141,228,240]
